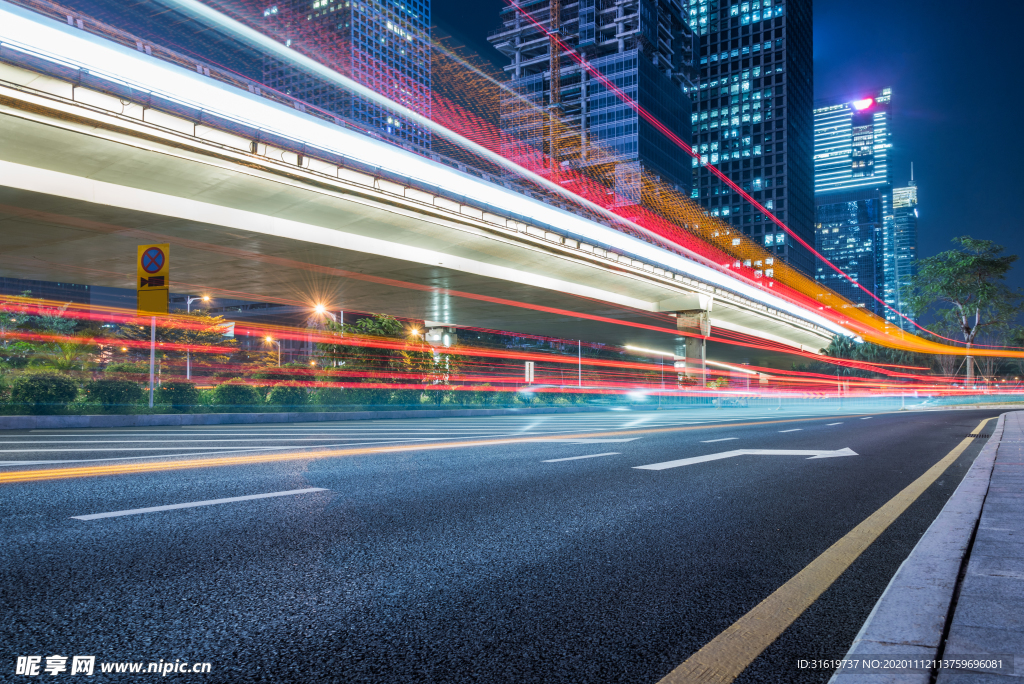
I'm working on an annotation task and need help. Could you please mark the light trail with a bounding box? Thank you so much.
[3,0,1020,359]
[0,415,881,485]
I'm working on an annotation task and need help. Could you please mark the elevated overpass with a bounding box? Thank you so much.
[0,1,848,364]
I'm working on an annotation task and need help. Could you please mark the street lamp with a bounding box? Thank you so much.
[184,295,211,380]
[186,295,210,313]
[265,336,281,367]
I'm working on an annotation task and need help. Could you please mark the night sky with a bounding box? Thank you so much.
[435,0,1024,288]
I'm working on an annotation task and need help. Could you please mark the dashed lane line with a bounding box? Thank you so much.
[542,452,620,463]
[71,488,329,520]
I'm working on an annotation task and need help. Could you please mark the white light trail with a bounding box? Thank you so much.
[0,2,851,337]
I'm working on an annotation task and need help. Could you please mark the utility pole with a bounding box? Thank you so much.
[148,316,156,408]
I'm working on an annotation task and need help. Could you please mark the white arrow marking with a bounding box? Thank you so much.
[634,447,858,470]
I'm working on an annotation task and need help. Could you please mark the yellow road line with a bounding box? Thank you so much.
[0,413,881,484]
[657,416,996,684]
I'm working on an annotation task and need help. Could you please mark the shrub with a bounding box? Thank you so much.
[87,378,144,413]
[310,386,346,407]
[211,381,262,411]
[388,389,421,406]
[266,384,308,410]
[105,362,149,375]
[157,381,200,412]
[344,386,390,405]
[11,373,79,414]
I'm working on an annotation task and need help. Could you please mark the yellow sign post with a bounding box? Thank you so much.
[137,243,169,315]
[137,244,169,408]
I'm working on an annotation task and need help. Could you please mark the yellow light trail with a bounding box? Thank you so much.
[0,414,879,485]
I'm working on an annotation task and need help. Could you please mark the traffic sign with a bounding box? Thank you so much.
[137,243,169,315]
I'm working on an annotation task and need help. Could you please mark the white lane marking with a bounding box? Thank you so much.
[827,422,843,426]
[542,452,620,463]
[779,429,803,433]
[860,417,872,420]
[635,448,858,470]
[701,437,739,443]
[72,488,329,520]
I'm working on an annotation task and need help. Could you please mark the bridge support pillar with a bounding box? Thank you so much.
[672,308,712,387]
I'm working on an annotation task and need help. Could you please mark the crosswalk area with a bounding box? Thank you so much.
[0,406,873,468]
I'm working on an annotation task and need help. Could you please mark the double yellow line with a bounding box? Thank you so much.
[0,414,869,484]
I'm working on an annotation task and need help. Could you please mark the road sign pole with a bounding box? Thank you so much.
[149,316,156,408]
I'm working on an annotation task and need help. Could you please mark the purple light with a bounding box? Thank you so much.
[852,97,874,111]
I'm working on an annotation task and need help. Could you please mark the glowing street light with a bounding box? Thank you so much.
[265,336,281,367]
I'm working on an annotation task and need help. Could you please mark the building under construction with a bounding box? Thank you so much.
[487,0,697,204]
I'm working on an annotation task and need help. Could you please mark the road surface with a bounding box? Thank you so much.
[0,407,999,682]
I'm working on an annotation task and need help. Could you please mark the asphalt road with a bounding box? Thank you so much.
[0,407,1001,683]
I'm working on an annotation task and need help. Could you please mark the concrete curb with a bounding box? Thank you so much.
[0,405,629,430]
[828,412,1008,683]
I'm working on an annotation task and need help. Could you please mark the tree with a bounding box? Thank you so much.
[25,299,97,371]
[908,236,1024,384]
[315,314,409,379]
[118,311,234,377]
[0,293,34,369]
[815,335,933,379]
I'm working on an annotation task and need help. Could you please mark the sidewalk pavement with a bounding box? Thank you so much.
[830,411,1024,682]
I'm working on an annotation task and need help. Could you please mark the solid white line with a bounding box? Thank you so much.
[71,488,329,520]
[779,429,803,433]
[701,437,739,443]
[827,422,843,426]
[542,452,620,462]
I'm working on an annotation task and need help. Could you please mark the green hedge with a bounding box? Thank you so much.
[211,382,262,411]
[157,381,200,412]
[266,384,308,409]
[87,378,144,413]
[11,373,79,414]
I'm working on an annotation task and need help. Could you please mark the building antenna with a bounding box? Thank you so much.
[909,162,916,186]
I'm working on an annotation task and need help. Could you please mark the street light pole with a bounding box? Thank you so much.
[184,295,209,380]
[266,337,281,367]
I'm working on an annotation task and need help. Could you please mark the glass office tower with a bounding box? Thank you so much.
[891,167,919,325]
[262,0,431,152]
[813,88,894,317]
[488,0,697,201]
[685,0,814,274]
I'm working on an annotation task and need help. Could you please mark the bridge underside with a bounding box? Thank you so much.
[0,64,831,368]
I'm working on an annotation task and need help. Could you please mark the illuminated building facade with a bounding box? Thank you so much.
[488,0,697,201]
[261,0,431,152]
[686,0,814,274]
[813,88,894,317]
[891,168,919,324]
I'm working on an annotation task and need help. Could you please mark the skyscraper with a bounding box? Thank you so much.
[891,166,919,324]
[813,88,893,317]
[487,0,697,202]
[261,0,431,152]
[686,0,814,274]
